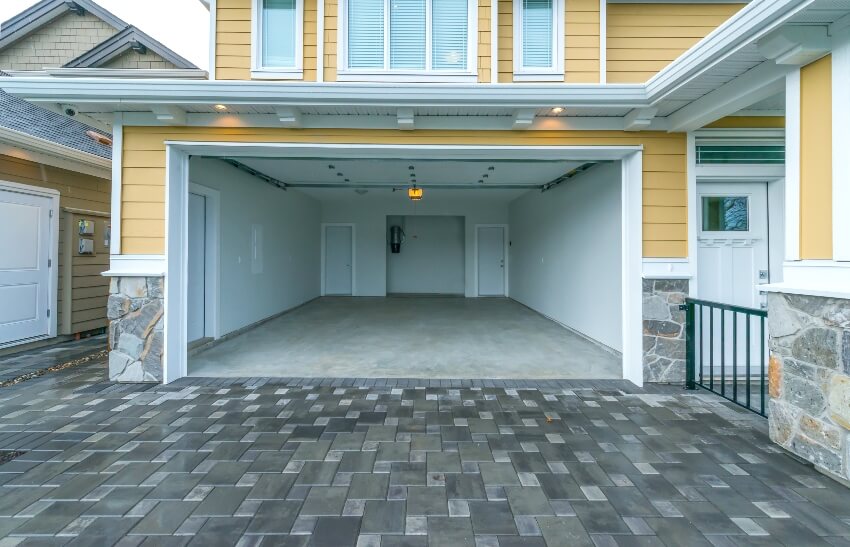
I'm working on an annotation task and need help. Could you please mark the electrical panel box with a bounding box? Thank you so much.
[78,238,95,255]
[78,219,95,235]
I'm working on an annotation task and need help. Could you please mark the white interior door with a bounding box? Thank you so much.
[697,182,770,378]
[187,193,206,343]
[0,189,52,346]
[477,226,505,296]
[325,225,353,296]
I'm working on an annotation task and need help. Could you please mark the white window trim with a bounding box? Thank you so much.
[337,0,478,80]
[512,0,564,80]
[251,0,305,79]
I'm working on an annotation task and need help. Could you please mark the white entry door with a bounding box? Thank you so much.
[187,193,206,343]
[0,188,53,346]
[697,182,769,308]
[477,226,505,296]
[325,225,353,296]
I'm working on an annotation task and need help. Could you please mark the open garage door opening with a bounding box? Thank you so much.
[182,152,624,380]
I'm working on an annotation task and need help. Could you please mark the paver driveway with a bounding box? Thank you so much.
[1,360,849,546]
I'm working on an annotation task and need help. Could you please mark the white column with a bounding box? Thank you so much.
[110,114,123,256]
[784,68,801,262]
[832,32,850,261]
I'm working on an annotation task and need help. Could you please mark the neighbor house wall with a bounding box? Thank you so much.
[189,157,321,335]
[0,12,117,70]
[320,189,509,296]
[120,127,688,258]
[508,161,622,351]
[0,154,110,335]
[606,3,744,84]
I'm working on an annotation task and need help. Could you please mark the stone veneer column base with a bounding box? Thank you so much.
[107,276,164,383]
[768,292,850,482]
[643,278,689,384]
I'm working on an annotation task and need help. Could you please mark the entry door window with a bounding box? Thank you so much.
[701,196,749,232]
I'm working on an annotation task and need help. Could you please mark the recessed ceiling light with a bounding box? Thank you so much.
[483,174,489,178]
[337,172,344,176]
[488,166,495,171]
[214,104,228,112]
[328,164,335,169]
[551,107,565,114]
[408,166,415,170]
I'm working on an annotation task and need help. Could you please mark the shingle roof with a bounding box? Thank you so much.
[0,90,112,158]
[64,25,198,69]
[0,0,126,50]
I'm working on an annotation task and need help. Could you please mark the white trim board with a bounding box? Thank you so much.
[102,255,167,277]
[159,141,646,386]
[189,182,221,340]
[208,0,218,80]
[784,68,801,262]
[110,116,123,255]
[320,223,357,297]
[832,32,850,261]
[0,126,111,179]
[762,261,850,300]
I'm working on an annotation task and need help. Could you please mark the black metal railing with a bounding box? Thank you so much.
[684,298,768,417]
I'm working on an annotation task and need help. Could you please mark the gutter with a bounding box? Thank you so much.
[0,125,112,171]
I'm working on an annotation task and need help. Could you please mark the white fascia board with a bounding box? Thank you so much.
[0,78,648,109]
[666,61,790,133]
[646,0,815,102]
[0,126,111,175]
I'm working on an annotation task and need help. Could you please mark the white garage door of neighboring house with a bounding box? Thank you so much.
[0,184,56,347]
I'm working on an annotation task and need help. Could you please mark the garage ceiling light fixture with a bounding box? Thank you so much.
[408,185,423,201]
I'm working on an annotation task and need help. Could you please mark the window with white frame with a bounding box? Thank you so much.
[253,0,303,77]
[513,0,563,79]
[341,0,476,78]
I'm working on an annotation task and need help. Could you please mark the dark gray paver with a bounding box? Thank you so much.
[0,359,847,546]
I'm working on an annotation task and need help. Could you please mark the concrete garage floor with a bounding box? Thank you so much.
[189,297,622,379]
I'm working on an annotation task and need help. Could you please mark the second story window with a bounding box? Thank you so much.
[341,0,476,80]
[253,0,303,78]
[514,0,563,80]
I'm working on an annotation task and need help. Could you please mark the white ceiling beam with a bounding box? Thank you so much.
[666,61,790,133]
[151,105,186,125]
[623,107,657,131]
[512,109,536,130]
[275,106,302,128]
[397,107,415,130]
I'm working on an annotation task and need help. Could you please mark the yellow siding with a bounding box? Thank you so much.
[704,116,785,129]
[121,127,687,257]
[565,0,599,83]
[215,0,317,81]
[478,0,492,82]
[497,0,513,82]
[606,3,745,84]
[800,55,833,259]
[0,154,110,335]
[324,0,338,81]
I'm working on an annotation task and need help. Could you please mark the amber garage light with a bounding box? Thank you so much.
[86,131,112,146]
[551,107,565,114]
[214,104,228,111]
[408,186,423,201]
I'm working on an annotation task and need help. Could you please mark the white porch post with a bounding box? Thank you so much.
[164,145,190,384]
[784,68,801,262]
[832,31,850,261]
[622,151,644,386]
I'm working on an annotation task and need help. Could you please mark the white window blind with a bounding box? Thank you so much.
[262,0,297,67]
[348,0,385,68]
[521,0,553,69]
[345,0,469,71]
[432,0,468,70]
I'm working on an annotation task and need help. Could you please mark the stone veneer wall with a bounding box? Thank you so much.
[107,277,164,383]
[768,292,850,482]
[643,278,689,383]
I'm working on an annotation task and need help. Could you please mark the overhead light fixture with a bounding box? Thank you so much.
[86,130,112,146]
[214,104,228,112]
[551,107,565,114]
[408,185,423,201]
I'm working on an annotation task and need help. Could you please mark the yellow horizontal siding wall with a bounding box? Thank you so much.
[216,0,317,81]
[478,0,492,82]
[497,0,513,82]
[704,116,785,129]
[565,0,599,83]
[121,127,687,257]
[800,55,833,260]
[0,154,111,334]
[607,3,744,84]
[324,0,338,81]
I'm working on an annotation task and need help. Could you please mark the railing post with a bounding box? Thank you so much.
[684,301,697,390]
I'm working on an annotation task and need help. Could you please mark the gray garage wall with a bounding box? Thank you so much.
[508,161,623,352]
[386,215,465,295]
[189,158,322,336]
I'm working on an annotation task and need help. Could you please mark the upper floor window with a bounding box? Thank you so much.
[253,0,304,78]
[340,0,477,80]
[513,0,563,80]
